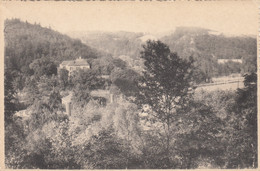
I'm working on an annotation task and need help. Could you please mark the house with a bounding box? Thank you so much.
[217,59,243,64]
[59,56,90,75]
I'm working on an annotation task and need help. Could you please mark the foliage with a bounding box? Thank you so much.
[176,83,257,169]
[29,58,57,78]
[217,61,242,76]
[224,73,257,168]
[111,67,140,97]
[23,77,40,105]
[242,55,257,73]
[91,56,115,75]
[4,69,17,123]
[4,19,100,73]
[135,40,195,168]
[58,68,69,90]
[72,28,256,82]
[77,31,143,60]
[5,21,257,169]
[175,91,233,168]
[83,128,129,169]
[6,71,258,170]
[70,69,105,90]
[70,69,106,107]
[4,19,104,91]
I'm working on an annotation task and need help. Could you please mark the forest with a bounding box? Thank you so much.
[70,27,256,83]
[4,19,258,169]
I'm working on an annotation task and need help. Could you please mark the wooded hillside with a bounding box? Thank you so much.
[4,19,103,74]
[69,28,257,82]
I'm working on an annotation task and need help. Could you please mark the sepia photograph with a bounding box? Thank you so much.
[1,1,258,169]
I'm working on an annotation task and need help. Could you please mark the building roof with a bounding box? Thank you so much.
[60,61,72,65]
[62,92,73,104]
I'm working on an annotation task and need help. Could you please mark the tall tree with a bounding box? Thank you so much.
[135,40,194,168]
[4,69,17,123]
[29,58,57,78]
[58,68,69,90]
[227,72,258,168]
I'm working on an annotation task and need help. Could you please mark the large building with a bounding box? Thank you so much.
[59,56,90,75]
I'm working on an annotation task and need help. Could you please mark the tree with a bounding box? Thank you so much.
[199,54,218,82]
[242,55,257,73]
[135,40,194,168]
[91,56,115,75]
[110,68,140,97]
[225,72,257,168]
[29,58,57,78]
[70,69,105,91]
[48,90,62,112]
[174,92,230,169]
[70,69,106,107]
[4,69,17,123]
[23,77,40,105]
[58,68,69,90]
[113,100,143,168]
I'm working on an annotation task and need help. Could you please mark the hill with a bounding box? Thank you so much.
[4,19,104,74]
[161,27,256,60]
[4,19,140,98]
[161,27,257,81]
[68,27,256,61]
[68,31,144,60]
[68,27,257,82]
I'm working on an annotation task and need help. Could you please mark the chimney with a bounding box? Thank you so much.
[110,94,114,103]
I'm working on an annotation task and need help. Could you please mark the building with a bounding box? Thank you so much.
[217,59,243,64]
[59,56,90,75]
[62,92,73,116]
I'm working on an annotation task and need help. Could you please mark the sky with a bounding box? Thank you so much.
[1,1,258,36]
